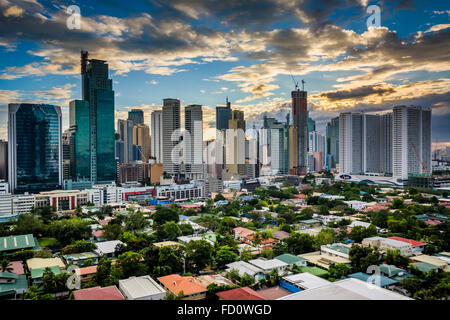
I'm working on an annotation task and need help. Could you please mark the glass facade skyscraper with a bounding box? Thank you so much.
[70,51,116,184]
[8,103,62,194]
[69,100,90,181]
[128,109,144,127]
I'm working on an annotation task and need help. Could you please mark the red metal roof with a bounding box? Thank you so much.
[387,236,426,247]
[73,286,124,300]
[76,265,97,276]
[216,287,268,300]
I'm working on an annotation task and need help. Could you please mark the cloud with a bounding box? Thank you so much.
[425,24,450,33]
[3,5,24,17]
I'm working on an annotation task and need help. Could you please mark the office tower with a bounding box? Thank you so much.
[69,100,90,181]
[8,103,62,194]
[151,110,163,163]
[226,109,246,176]
[185,104,204,180]
[78,51,115,184]
[292,88,308,174]
[308,131,326,172]
[133,124,151,163]
[339,112,363,175]
[0,140,7,181]
[379,113,392,174]
[363,114,381,173]
[326,117,339,170]
[393,106,432,182]
[307,117,316,133]
[62,130,71,181]
[216,97,232,131]
[245,137,258,179]
[115,139,124,163]
[117,119,135,163]
[128,109,144,127]
[162,98,181,176]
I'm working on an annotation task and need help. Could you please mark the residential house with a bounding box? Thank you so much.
[362,237,413,257]
[75,266,97,283]
[119,275,167,300]
[274,254,308,267]
[281,272,330,291]
[0,272,28,299]
[247,258,289,276]
[216,286,267,300]
[62,252,99,266]
[347,272,398,289]
[157,274,207,300]
[272,231,290,241]
[73,286,125,300]
[94,240,124,259]
[225,261,266,281]
[320,243,351,259]
[387,237,427,253]
[299,251,351,270]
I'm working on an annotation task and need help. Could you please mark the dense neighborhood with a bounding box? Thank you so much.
[0,175,449,300]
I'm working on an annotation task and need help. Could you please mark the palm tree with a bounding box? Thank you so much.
[0,259,13,273]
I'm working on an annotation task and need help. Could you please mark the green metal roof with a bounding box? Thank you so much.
[275,254,308,265]
[0,234,36,252]
[30,266,62,279]
[0,275,28,296]
[0,272,19,280]
[410,262,439,273]
[379,264,408,278]
[348,272,398,287]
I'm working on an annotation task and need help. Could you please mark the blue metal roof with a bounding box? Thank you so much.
[347,272,398,287]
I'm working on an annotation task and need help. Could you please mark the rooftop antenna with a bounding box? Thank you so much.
[301,79,306,91]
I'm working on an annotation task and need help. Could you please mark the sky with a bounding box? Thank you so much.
[0,0,449,148]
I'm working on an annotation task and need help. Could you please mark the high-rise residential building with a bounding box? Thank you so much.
[118,119,135,164]
[128,109,144,127]
[162,98,181,176]
[262,115,289,175]
[0,140,7,181]
[226,109,246,176]
[74,51,115,184]
[326,117,339,170]
[363,114,381,174]
[339,112,364,175]
[8,103,62,194]
[379,113,393,174]
[292,88,308,174]
[184,104,204,180]
[393,106,432,182]
[151,110,163,163]
[308,131,326,172]
[307,117,316,134]
[288,126,298,175]
[133,124,151,163]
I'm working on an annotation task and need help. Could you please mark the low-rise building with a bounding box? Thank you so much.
[320,243,351,259]
[119,275,167,300]
[73,286,125,300]
[387,237,427,253]
[248,258,289,276]
[344,200,367,210]
[299,251,351,270]
[281,272,330,291]
[75,266,97,283]
[216,286,267,300]
[0,234,39,255]
[347,272,398,289]
[362,237,413,257]
[94,240,124,259]
[274,254,308,267]
[62,252,99,266]
[157,274,207,300]
[225,261,266,281]
[0,272,28,299]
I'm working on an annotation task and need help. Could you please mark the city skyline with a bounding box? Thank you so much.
[0,0,449,146]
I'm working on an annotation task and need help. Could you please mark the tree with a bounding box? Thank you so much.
[162,221,182,241]
[117,251,146,278]
[315,228,337,246]
[41,267,69,294]
[103,223,123,241]
[13,214,46,236]
[34,248,53,258]
[125,211,147,231]
[328,263,351,280]
[240,246,253,262]
[153,207,179,225]
[0,259,13,273]
[179,223,194,236]
[47,217,92,246]
[159,245,184,274]
[285,233,316,255]
[349,245,381,273]
[11,249,34,262]
[296,208,314,221]
[214,193,226,202]
[272,241,289,256]
[264,269,281,287]
[95,258,112,287]
[226,268,241,284]
[215,246,239,268]
[24,285,41,300]
[349,226,368,243]
[61,240,96,254]
[240,273,255,286]
[185,240,214,273]
[391,198,405,209]
[385,249,410,269]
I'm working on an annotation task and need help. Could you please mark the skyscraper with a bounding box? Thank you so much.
[8,103,62,194]
[363,114,381,173]
[118,119,135,163]
[216,98,232,131]
[292,88,308,174]
[151,110,163,163]
[226,109,246,176]
[162,98,181,176]
[75,51,115,184]
[262,115,289,175]
[379,113,392,174]
[133,124,151,163]
[339,112,363,175]
[128,109,144,127]
[326,117,339,170]
[0,140,8,181]
[393,106,432,182]
[69,100,90,181]
[184,104,204,180]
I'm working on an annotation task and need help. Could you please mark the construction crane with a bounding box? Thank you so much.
[411,142,427,174]
[290,72,299,90]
